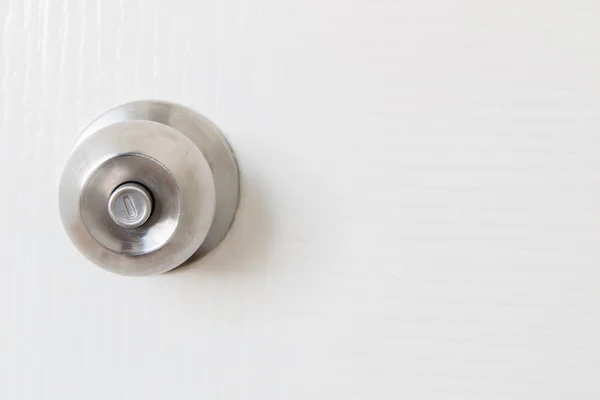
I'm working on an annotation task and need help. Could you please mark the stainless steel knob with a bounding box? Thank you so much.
[59,100,240,276]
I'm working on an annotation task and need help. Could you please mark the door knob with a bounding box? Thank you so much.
[59,101,240,276]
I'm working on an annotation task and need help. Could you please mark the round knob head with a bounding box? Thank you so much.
[108,183,153,228]
[59,101,240,276]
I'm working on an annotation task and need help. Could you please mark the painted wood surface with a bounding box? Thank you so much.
[1,0,600,398]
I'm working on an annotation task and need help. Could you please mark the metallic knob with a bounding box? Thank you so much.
[59,101,240,276]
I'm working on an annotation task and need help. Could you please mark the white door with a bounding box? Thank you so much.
[2,1,600,398]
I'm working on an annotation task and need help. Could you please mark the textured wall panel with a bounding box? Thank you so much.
[1,0,600,398]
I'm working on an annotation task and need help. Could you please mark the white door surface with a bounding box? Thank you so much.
[2,1,600,399]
